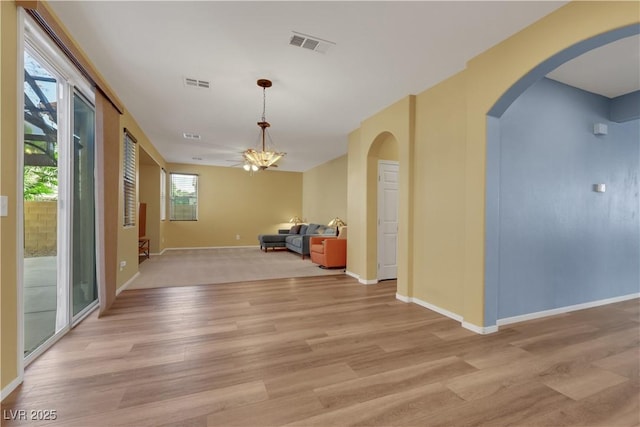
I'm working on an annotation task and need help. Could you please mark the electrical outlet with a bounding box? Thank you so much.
[119,260,127,271]
[236,234,240,240]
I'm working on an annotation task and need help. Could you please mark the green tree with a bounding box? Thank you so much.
[24,166,57,200]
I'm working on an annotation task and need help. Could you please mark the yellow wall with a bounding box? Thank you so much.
[302,155,347,225]
[165,164,302,248]
[347,1,639,327]
[116,111,167,290]
[347,96,414,292]
[412,71,467,315]
[139,163,161,254]
[1,0,19,391]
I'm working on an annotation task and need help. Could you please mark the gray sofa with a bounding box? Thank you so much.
[285,223,337,259]
[258,223,337,259]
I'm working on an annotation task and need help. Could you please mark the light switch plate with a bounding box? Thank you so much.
[593,184,606,193]
[0,196,7,217]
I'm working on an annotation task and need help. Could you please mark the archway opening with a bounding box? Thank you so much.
[367,132,400,283]
[485,28,639,327]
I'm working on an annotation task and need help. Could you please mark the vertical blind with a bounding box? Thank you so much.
[170,173,198,221]
[123,130,136,226]
[160,168,166,221]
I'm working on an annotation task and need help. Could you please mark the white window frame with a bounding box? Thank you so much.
[169,173,198,221]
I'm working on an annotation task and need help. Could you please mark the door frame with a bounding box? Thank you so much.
[18,10,100,369]
[377,160,399,281]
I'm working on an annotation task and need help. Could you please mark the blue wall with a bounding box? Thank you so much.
[497,77,639,319]
[611,90,640,123]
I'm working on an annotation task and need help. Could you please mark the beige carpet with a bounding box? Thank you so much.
[128,247,344,289]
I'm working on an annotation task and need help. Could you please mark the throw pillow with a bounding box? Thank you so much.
[290,224,302,234]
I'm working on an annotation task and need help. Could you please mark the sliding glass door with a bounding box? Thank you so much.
[22,49,64,357]
[72,92,97,319]
[22,17,99,361]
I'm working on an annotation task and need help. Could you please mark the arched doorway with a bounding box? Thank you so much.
[485,26,639,328]
[367,132,400,282]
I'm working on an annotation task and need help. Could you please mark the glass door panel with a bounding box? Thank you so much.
[22,50,64,357]
[72,92,97,318]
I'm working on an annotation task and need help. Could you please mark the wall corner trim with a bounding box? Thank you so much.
[400,295,501,335]
[345,270,360,280]
[116,272,140,296]
[462,322,499,335]
[345,270,378,285]
[497,293,640,327]
[1,374,24,401]
[407,296,464,322]
[395,293,411,303]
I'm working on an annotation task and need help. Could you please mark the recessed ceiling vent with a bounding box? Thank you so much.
[183,132,201,140]
[289,31,335,54]
[184,77,210,89]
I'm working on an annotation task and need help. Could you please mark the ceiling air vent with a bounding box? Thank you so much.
[184,77,210,89]
[183,132,201,140]
[289,31,335,54]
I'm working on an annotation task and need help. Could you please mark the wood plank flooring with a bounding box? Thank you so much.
[2,275,638,426]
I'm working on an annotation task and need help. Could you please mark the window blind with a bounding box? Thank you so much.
[170,173,198,221]
[123,130,136,226]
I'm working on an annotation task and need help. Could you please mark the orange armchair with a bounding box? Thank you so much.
[310,236,346,268]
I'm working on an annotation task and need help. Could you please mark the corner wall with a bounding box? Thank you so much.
[411,71,467,315]
[1,0,20,391]
[117,111,166,290]
[302,155,347,225]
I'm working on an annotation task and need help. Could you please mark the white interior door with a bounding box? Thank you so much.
[378,161,399,280]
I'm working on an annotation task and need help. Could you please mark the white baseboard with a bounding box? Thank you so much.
[164,245,260,251]
[345,270,359,280]
[345,270,378,285]
[395,294,499,334]
[497,292,640,327]
[1,374,23,401]
[408,296,464,322]
[116,272,140,296]
[462,322,499,335]
[151,248,167,256]
[395,293,410,303]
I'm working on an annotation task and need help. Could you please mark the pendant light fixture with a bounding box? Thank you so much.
[242,79,285,171]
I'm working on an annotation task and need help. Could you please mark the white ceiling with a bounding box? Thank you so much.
[547,34,640,98]
[47,1,587,172]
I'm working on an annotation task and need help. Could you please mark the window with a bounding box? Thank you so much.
[160,168,166,221]
[123,130,136,226]
[170,173,198,221]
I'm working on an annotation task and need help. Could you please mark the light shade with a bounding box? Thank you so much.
[242,79,286,172]
[289,216,302,225]
[328,217,346,227]
[243,148,285,170]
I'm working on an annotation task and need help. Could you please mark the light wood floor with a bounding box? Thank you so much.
[2,275,639,426]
